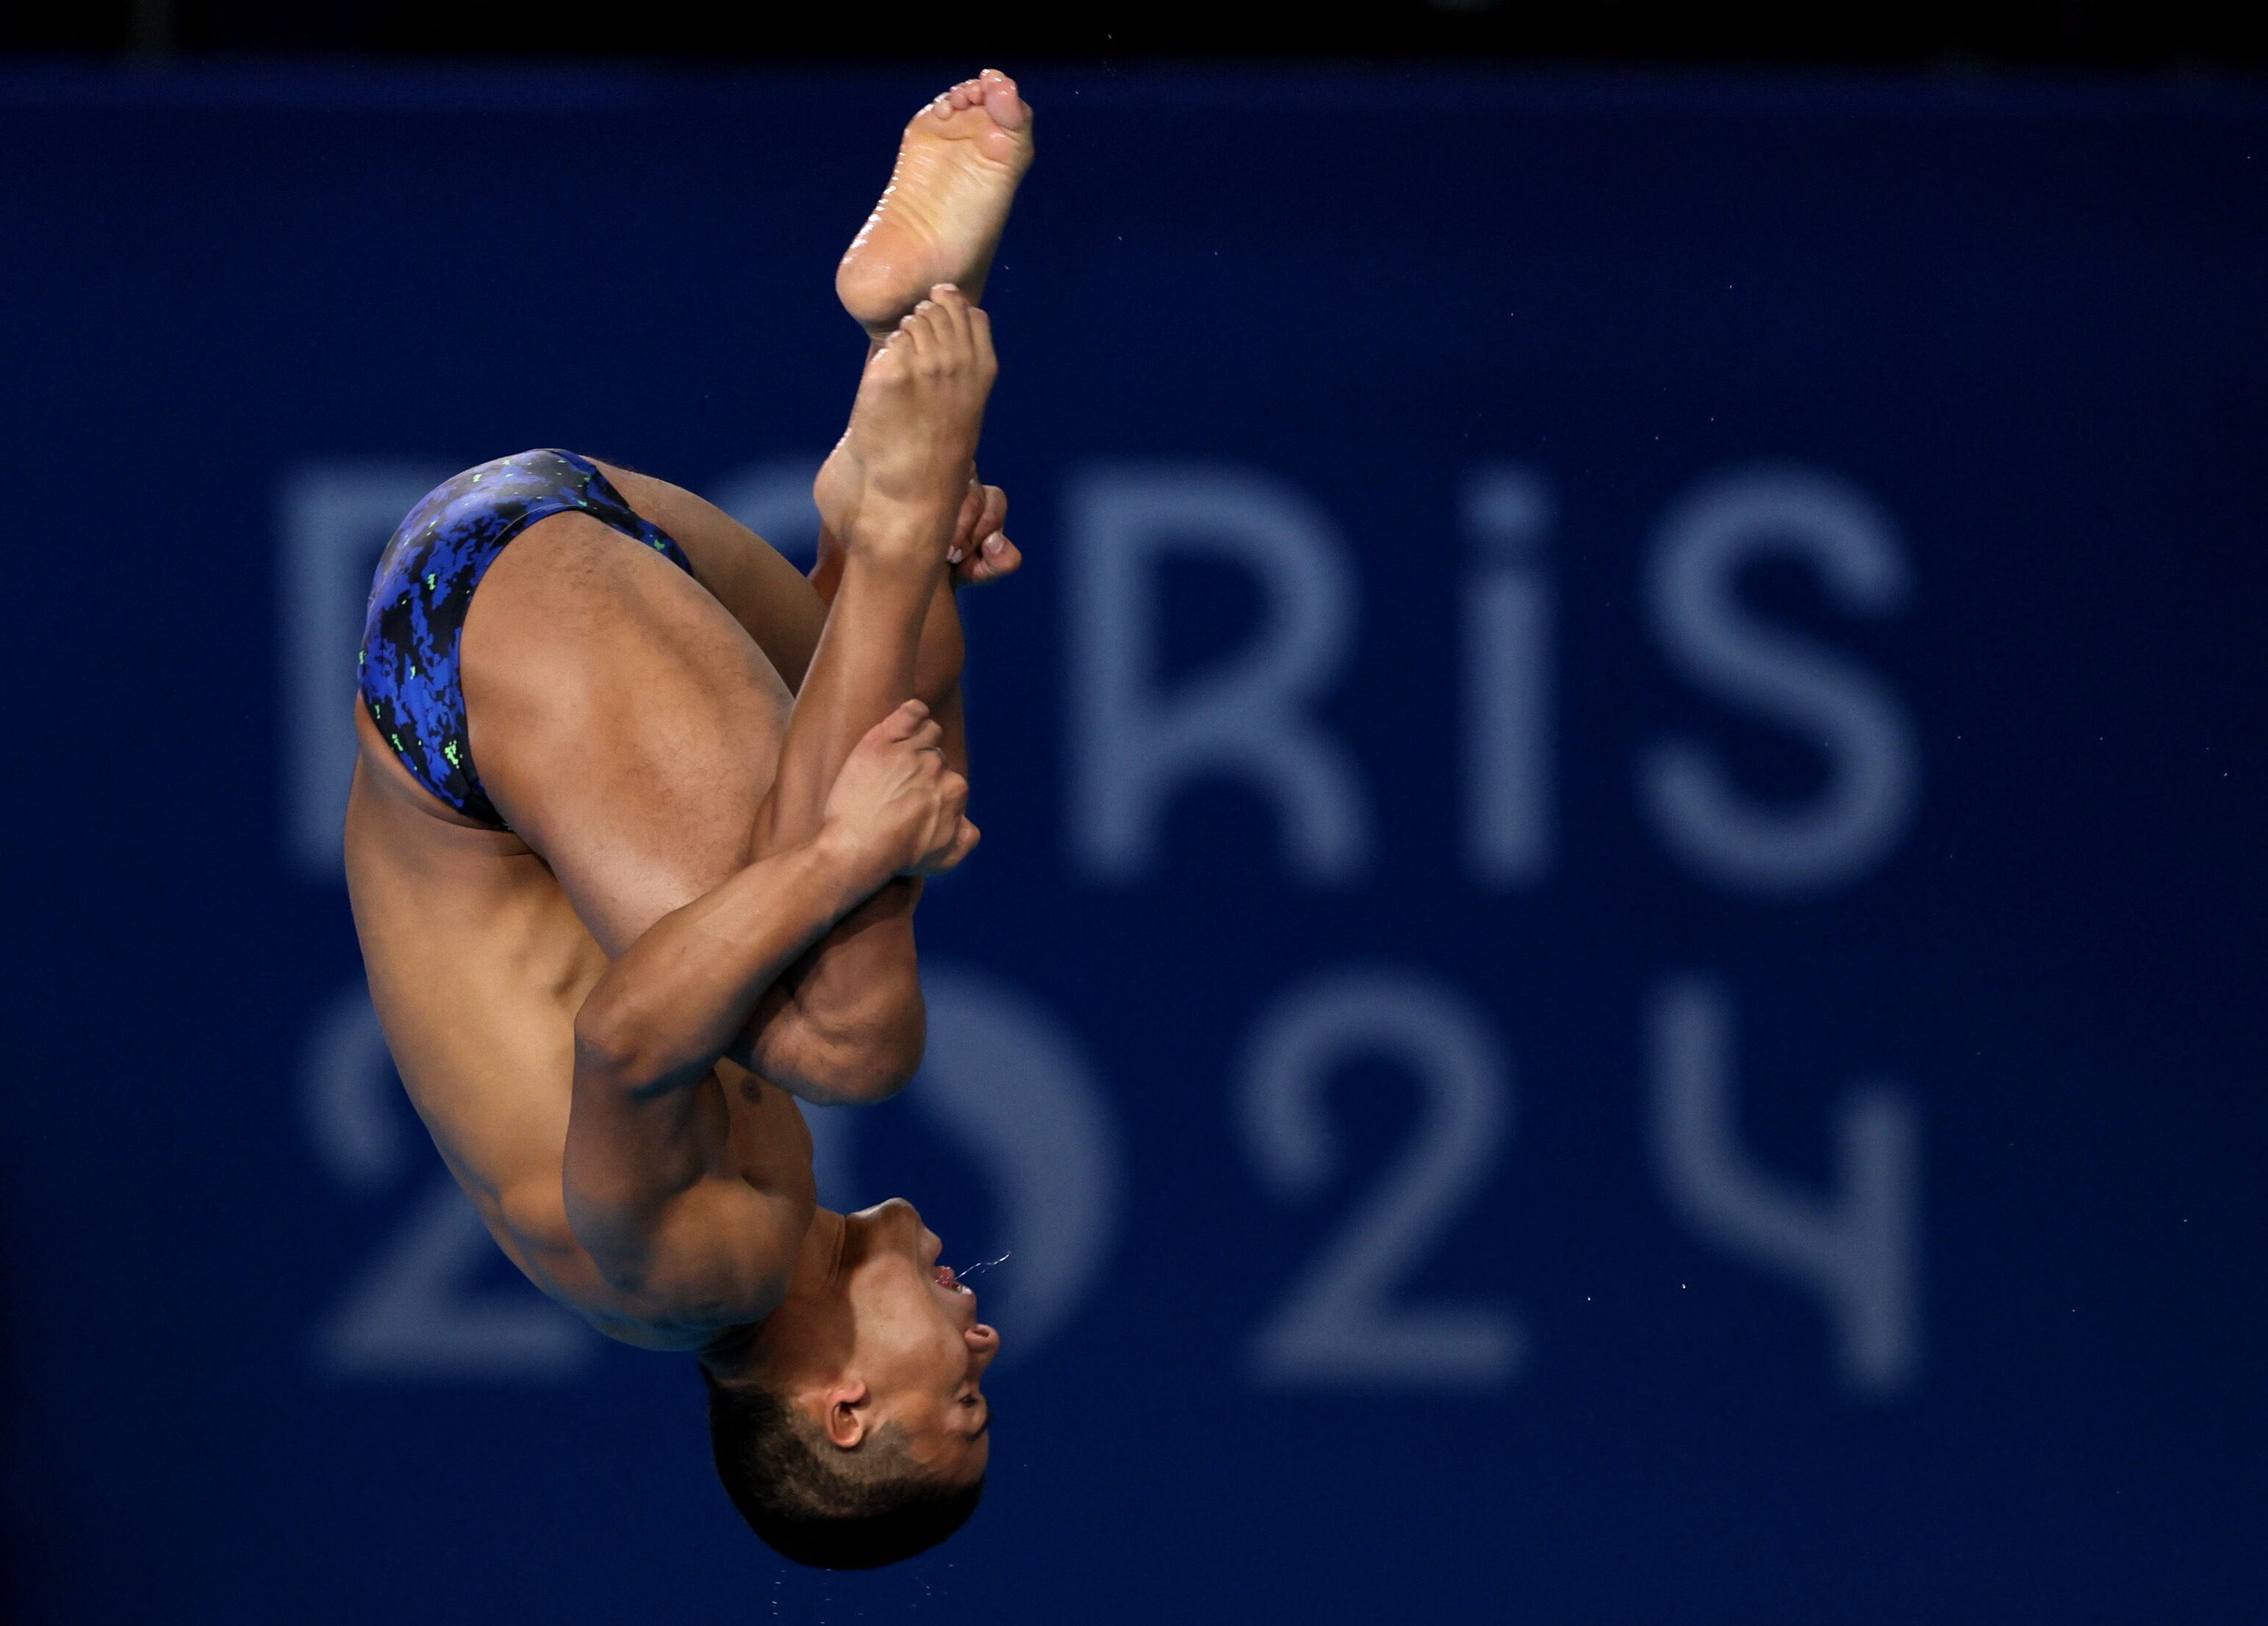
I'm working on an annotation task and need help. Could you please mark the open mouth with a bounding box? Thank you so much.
[935,1265,966,1292]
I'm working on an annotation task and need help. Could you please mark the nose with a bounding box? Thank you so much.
[856,1197,940,1264]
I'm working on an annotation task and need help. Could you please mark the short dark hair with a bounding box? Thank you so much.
[703,1367,985,1569]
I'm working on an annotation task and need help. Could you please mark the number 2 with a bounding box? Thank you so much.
[1235,971,1524,1386]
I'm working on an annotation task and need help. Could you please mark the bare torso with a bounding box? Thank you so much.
[343,71,1031,1362]
[344,469,822,1351]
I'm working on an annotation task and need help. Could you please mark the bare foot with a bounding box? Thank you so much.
[814,285,999,562]
[836,70,1034,341]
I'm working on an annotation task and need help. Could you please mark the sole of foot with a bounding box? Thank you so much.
[836,70,1034,341]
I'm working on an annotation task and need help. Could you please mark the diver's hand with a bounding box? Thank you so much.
[819,700,980,885]
[947,475,1022,586]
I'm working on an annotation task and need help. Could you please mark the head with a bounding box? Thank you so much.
[700,1198,1000,1569]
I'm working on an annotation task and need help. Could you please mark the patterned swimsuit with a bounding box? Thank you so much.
[358,448,695,828]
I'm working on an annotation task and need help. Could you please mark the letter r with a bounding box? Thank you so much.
[1067,465,1369,884]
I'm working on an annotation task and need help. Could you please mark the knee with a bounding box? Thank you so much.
[784,1040,919,1108]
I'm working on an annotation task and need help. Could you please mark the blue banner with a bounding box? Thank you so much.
[3,65,2263,1622]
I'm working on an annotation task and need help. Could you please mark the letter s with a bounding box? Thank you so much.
[1640,465,1917,896]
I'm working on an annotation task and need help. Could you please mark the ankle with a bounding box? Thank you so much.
[840,501,951,568]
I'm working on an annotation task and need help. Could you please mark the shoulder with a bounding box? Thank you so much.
[510,1170,801,1339]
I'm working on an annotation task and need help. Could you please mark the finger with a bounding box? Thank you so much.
[900,299,935,365]
[915,815,981,877]
[882,697,931,738]
[959,533,1020,585]
[969,303,996,375]
[867,327,911,385]
[908,717,945,754]
[979,483,1008,537]
[947,816,982,866]
[946,480,986,566]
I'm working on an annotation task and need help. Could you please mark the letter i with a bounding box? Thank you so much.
[1463,467,1556,885]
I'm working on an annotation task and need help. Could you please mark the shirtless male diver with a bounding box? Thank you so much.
[343,71,1034,1569]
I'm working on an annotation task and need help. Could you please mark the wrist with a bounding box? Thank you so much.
[810,819,893,903]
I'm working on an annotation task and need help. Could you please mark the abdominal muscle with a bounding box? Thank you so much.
[342,705,816,1350]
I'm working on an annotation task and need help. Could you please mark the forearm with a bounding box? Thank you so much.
[575,832,872,1091]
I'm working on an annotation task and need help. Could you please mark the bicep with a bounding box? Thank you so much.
[541,1170,797,1330]
[560,1067,792,1322]
[635,1179,800,1327]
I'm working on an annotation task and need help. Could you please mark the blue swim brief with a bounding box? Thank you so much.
[358,447,694,828]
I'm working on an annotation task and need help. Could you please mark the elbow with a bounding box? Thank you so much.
[737,974,927,1107]
[771,1012,925,1108]
[786,1040,919,1108]
[573,996,675,1092]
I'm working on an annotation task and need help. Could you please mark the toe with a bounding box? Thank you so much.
[908,299,945,356]
[928,284,973,347]
[889,311,925,362]
[982,74,1028,130]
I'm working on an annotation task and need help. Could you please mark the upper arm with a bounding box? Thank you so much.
[509,1168,798,1336]
[603,1176,800,1328]
[558,1051,799,1326]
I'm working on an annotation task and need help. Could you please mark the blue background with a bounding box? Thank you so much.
[3,64,2264,1622]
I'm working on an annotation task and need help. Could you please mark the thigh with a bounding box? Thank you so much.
[592,460,830,697]
[460,509,794,957]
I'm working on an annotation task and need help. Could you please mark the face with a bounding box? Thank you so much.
[831,1198,1000,1480]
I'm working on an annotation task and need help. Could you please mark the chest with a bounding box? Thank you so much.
[719,1060,819,1212]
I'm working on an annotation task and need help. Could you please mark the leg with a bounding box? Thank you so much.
[459,507,921,1107]
[464,292,995,1105]
[722,289,1000,1093]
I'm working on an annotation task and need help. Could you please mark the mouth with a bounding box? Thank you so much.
[934,1264,970,1294]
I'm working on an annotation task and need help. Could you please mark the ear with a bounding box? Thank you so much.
[820,1379,872,1449]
